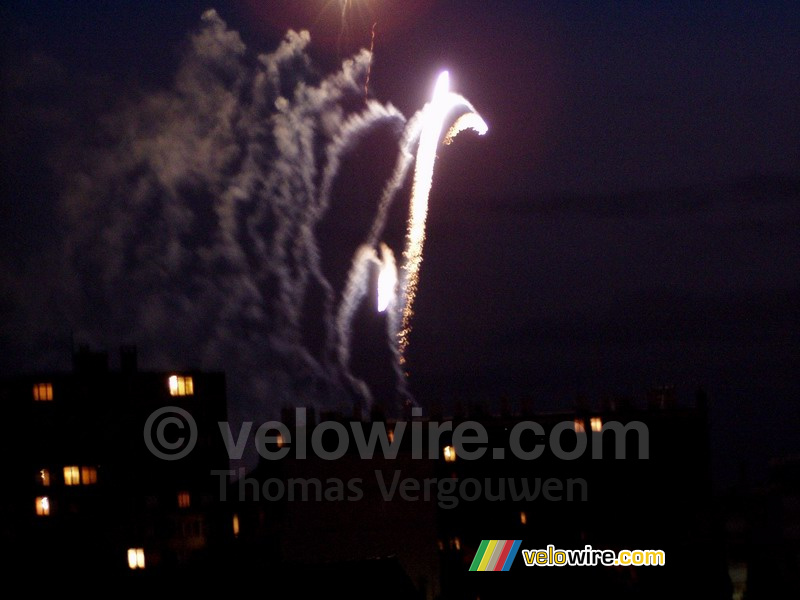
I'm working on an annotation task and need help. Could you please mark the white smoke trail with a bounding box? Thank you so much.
[332,109,420,400]
[27,11,485,421]
[311,101,405,361]
[334,244,380,401]
[53,13,386,412]
[367,111,424,246]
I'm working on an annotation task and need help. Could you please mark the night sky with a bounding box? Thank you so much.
[1,1,798,487]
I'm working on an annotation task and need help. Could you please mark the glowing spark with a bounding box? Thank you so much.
[444,112,489,145]
[397,71,488,359]
[377,242,397,312]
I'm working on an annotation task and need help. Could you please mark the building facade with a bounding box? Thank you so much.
[1,346,229,580]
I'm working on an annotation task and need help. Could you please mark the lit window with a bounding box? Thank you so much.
[388,429,395,443]
[39,469,51,487]
[81,466,97,485]
[178,491,191,509]
[127,548,145,570]
[168,375,194,396]
[520,511,527,525]
[573,418,585,433]
[454,537,461,551]
[35,496,50,516]
[33,383,53,401]
[443,445,456,462]
[590,417,603,432]
[63,466,80,486]
[232,513,240,537]
[276,434,284,448]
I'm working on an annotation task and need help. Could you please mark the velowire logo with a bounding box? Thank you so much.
[469,540,522,572]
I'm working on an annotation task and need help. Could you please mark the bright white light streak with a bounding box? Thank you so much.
[398,71,487,358]
[377,243,397,312]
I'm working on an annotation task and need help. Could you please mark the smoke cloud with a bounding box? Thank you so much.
[3,10,486,436]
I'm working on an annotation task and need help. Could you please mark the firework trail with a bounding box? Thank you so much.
[335,71,487,403]
[334,244,381,401]
[312,100,405,363]
[396,72,488,360]
[20,10,485,420]
[334,112,420,399]
[334,239,403,402]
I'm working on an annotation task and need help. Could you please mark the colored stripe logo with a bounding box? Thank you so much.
[469,540,522,571]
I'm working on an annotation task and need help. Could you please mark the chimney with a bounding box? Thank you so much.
[73,345,109,373]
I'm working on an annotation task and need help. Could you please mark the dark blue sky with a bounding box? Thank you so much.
[1,1,798,487]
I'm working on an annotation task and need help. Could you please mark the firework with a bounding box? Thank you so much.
[396,71,488,360]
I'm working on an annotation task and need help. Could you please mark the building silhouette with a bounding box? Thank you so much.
[3,348,735,597]
[228,388,731,599]
[1,345,229,581]
[721,454,800,600]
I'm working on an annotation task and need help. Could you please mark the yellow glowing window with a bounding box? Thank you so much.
[39,468,51,487]
[178,491,191,508]
[127,548,145,570]
[35,496,50,516]
[453,537,461,551]
[63,466,80,486]
[443,445,456,462]
[573,418,585,433]
[33,383,53,401]
[590,417,603,432]
[388,429,395,443]
[168,375,194,396]
[81,466,98,485]
[520,511,527,525]
[232,513,240,537]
